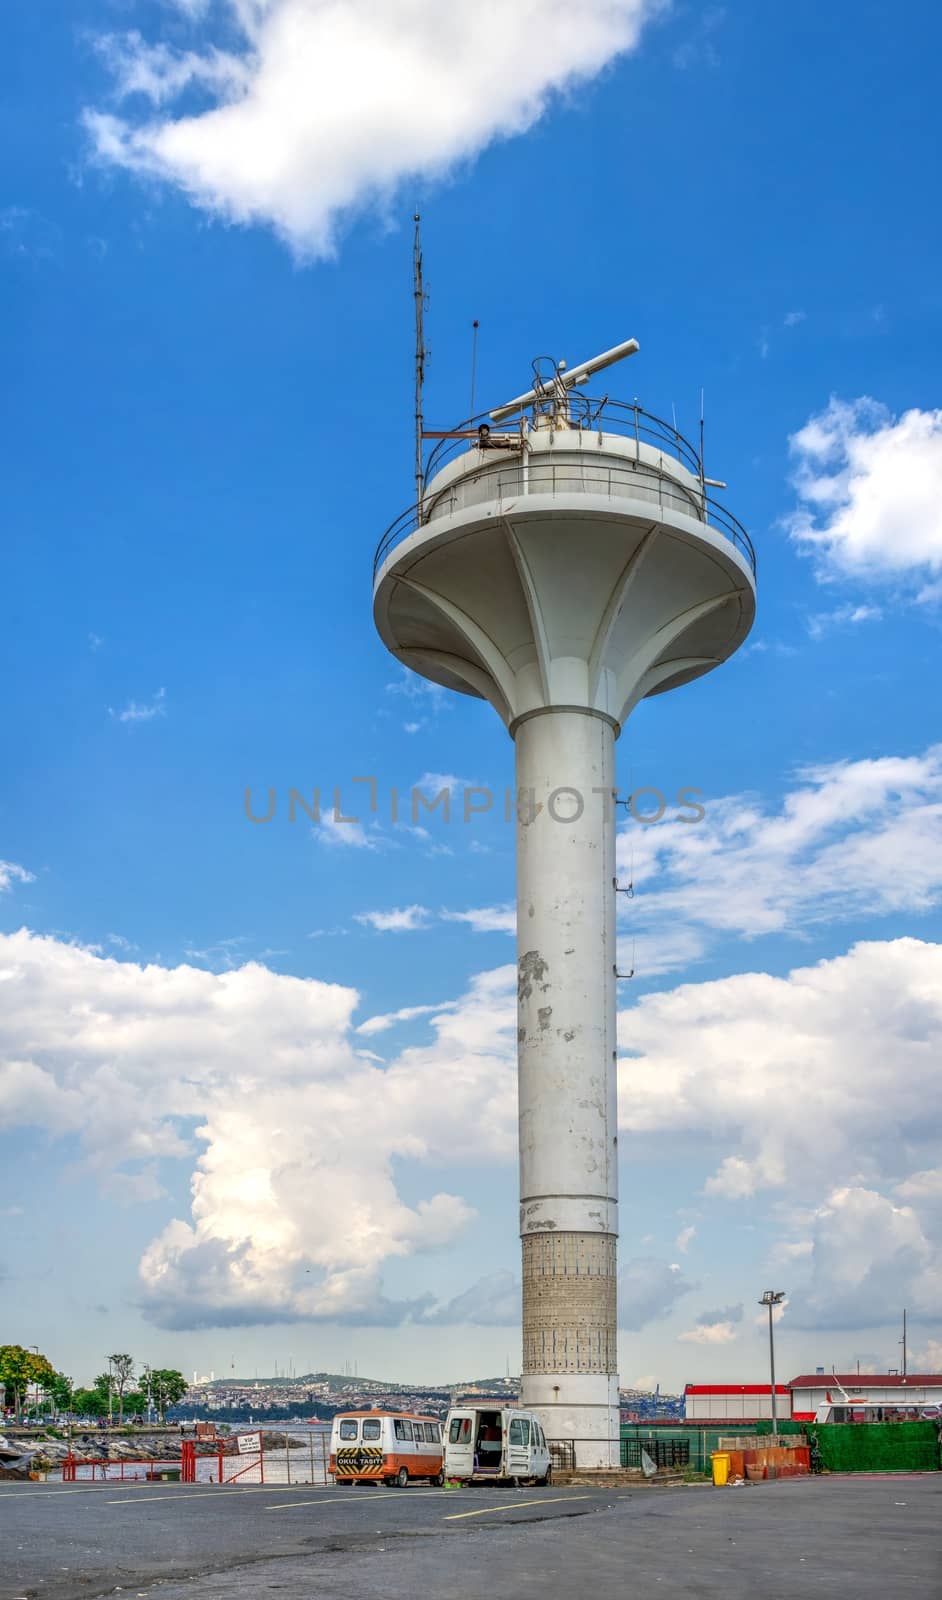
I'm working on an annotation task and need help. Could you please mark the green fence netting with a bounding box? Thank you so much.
[812,1421,941,1473]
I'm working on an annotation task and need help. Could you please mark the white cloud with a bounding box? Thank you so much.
[678,1320,737,1345]
[784,309,806,327]
[0,931,517,1329]
[0,860,34,894]
[354,905,432,933]
[674,1224,696,1254]
[109,687,167,724]
[914,1338,942,1370]
[619,939,942,1238]
[616,746,942,960]
[84,0,661,257]
[619,1258,692,1329]
[786,1185,942,1329]
[355,1001,455,1037]
[313,811,381,849]
[806,601,883,640]
[441,905,516,935]
[787,397,942,592]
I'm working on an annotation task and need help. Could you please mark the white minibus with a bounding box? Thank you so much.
[443,1405,552,1485]
[329,1410,444,1487]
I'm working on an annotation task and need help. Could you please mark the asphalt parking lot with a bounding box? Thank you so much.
[2,1474,940,1600]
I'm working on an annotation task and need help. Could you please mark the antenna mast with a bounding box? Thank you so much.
[413,213,428,511]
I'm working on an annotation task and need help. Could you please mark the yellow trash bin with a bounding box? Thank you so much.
[711,1452,730,1487]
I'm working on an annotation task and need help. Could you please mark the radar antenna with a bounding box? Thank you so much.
[491,337,639,425]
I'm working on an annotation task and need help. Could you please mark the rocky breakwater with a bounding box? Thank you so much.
[0,1430,185,1478]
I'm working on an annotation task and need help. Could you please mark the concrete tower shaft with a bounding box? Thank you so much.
[374,407,756,1467]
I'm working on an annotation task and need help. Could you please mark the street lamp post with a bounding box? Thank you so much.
[107,1357,114,1426]
[759,1291,786,1437]
[27,1346,40,1423]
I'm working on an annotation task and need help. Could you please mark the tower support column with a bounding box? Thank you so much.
[514,707,620,1467]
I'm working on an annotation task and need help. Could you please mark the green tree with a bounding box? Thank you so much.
[108,1353,135,1424]
[149,1369,188,1421]
[72,1385,109,1417]
[0,1345,55,1421]
[48,1371,74,1418]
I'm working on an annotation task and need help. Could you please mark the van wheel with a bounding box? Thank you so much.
[432,1470,444,1486]
[538,1469,552,1486]
[396,1467,409,1488]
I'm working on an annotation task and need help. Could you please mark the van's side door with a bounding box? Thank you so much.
[531,1418,550,1478]
[445,1412,475,1478]
[505,1414,532,1478]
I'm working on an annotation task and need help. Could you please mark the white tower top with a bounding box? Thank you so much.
[374,344,755,733]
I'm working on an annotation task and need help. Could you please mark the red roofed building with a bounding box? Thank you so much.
[684,1384,791,1422]
[789,1373,942,1422]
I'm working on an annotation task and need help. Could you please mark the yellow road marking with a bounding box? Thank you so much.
[444,1494,591,1521]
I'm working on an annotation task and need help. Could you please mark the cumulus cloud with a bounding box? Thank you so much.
[84,0,662,257]
[678,1320,737,1345]
[619,938,942,1211]
[787,397,942,594]
[616,746,942,965]
[785,1184,942,1330]
[674,1224,696,1254]
[618,1258,692,1329]
[0,931,517,1329]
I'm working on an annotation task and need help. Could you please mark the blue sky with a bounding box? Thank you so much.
[2,0,942,1390]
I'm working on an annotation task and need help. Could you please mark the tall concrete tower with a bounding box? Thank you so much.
[373,342,756,1466]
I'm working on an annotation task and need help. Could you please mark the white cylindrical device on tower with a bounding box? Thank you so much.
[373,353,756,1466]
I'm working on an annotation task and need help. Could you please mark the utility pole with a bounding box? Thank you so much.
[902,1308,907,1378]
[759,1291,786,1437]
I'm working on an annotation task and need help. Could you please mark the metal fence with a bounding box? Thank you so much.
[547,1437,688,1472]
[374,447,755,582]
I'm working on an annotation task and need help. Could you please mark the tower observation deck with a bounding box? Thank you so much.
[373,346,756,1467]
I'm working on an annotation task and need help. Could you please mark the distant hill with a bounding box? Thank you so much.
[204,1371,519,1392]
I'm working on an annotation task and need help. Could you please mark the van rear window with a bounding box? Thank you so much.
[362,1420,381,1440]
[449,1417,472,1444]
[339,1421,358,1440]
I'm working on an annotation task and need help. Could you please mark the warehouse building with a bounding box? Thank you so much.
[684,1384,790,1421]
[685,1374,942,1423]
